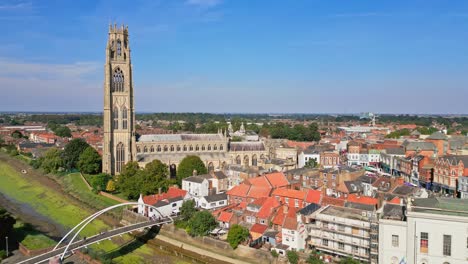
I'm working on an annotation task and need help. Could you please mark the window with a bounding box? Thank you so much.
[170,145,174,151]
[113,107,119,129]
[214,145,218,150]
[210,203,216,207]
[202,145,205,151]
[285,198,289,203]
[443,235,451,256]
[177,145,181,151]
[116,40,122,56]
[392,235,399,247]
[195,145,199,151]
[338,225,345,232]
[164,145,168,152]
[420,232,428,253]
[116,143,125,173]
[189,145,193,151]
[338,242,344,250]
[352,245,358,254]
[183,145,187,151]
[157,146,161,152]
[121,106,128,129]
[220,145,224,150]
[294,199,299,208]
[112,68,124,92]
[219,201,225,205]
[207,145,211,151]
[322,239,328,246]
[143,146,147,153]
[150,146,154,152]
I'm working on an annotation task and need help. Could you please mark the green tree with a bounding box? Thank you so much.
[177,155,207,185]
[141,159,171,194]
[106,179,116,192]
[339,257,360,264]
[77,147,102,174]
[54,125,72,137]
[271,250,279,258]
[11,130,23,139]
[184,121,196,132]
[287,250,299,264]
[40,147,64,173]
[227,224,250,249]
[307,254,324,264]
[89,173,111,191]
[0,207,16,249]
[180,200,196,221]
[305,158,319,168]
[187,211,217,237]
[62,138,90,170]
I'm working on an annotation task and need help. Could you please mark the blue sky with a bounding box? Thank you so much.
[1,0,468,114]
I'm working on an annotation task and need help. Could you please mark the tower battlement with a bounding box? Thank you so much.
[109,23,129,34]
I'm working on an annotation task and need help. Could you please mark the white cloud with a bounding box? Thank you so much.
[186,0,222,8]
[0,1,32,10]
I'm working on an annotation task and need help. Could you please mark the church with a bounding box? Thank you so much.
[102,25,268,175]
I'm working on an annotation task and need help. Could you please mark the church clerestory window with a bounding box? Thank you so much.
[112,68,124,92]
[116,143,125,173]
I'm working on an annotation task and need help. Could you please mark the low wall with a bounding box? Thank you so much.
[99,191,129,203]
[18,243,55,257]
[159,225,274,263]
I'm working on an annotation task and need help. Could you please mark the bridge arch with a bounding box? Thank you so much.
[55,202,172,261]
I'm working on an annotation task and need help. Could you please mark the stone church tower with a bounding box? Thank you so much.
[103,24,136,175]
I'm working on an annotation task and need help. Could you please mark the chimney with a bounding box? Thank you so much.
[193,169,198,176]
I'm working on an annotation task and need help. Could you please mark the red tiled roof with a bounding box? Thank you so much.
[256,197,281,219]
[227,183,251,198]
[250,197,268,206]
[247,186,272,199]
[285,140,315,150]
[166,187,187,198]
[347,194,378,206]
[141,187,187,205]
[272,188,306,200]
[283,215,298,230]
[246,176,272,188]
[265,172,289,188]
[272,208,286,225]
[305,189,321,204]
[218,211,233,223]
[321,196,345,207]
[250,223,268,234]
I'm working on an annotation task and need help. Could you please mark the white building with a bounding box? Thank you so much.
[407,198,468,264]
[282,216,307,251]
[198,193,228,210]
[181,175,210,205]
[458,176,468,199]
[378,203,408,264]
[298,150,320,168]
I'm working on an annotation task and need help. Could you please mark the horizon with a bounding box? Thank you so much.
[2,0,468,113]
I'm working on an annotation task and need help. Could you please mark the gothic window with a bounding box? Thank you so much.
[164,145,168,152]
[116,143,125,173]
[236,155,241,165]
[112,68,124,92]
[157,145,161,152]
[189,145,193,151]
[202,145,205,151]
[122,106,128,129]
[113,107,119,129]
[213,145,218,150]
[195,145,199,151]
[208,162,214,172]
[143,146,148,153]
[208,145,211,151]
[177,145,181,151]
[220,144,224,150]
[136,146,141,153]
[117,40,122,56]
[150,146,154,152]
[170,145,174,152]
[252,154,258,166]
[183,145,187,151]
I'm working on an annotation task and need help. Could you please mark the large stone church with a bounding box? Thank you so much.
[103,25,268,175]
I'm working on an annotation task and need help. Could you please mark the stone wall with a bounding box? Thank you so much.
[18,243,54,257]
[159,225,275,263]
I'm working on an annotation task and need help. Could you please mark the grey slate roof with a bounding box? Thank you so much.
[204,193,227,202]
[298,203,321,216]
[426,131,448,140]
[382,204,405,220]
[392,185,416,196]
[229,142,265,151]
[384,148,405,155]
[183,176,206,184]
[213,171,228,179]
[403,141,436,151]
[357,175,378,185]
[438,155,468,166]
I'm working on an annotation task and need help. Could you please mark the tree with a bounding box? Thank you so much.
[187,211,217,237]
[11,130,23,139]
[141,160,171,194]
[40,147,64,173]
[180,200,196,221]
[62,139,90,170]
[177,155,207,185]
[184,121,196,132]
[77,147,102,174]
[304,158,318,168]
[287,250,299,264]
[89,174,111,191]
[227,224,250,249]
[54,125,72,138]
[106,179,116,192]
[307,254,324,264]
[0,208,16,249]
[339,257,360,264]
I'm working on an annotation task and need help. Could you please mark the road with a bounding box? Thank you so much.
[18,219,172,264]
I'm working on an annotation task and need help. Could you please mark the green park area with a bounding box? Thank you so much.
[0,160,178,263]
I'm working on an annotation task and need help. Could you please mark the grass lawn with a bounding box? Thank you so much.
[61,173,119,209]
[15,222,56,250]
[0,161,168,263]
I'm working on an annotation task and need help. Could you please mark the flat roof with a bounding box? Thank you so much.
[320,205,371,221]
[411,197,468,217]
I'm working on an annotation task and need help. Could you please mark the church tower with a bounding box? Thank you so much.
[103,24,136,175]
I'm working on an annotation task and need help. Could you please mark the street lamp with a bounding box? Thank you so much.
[5,236,8,257]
